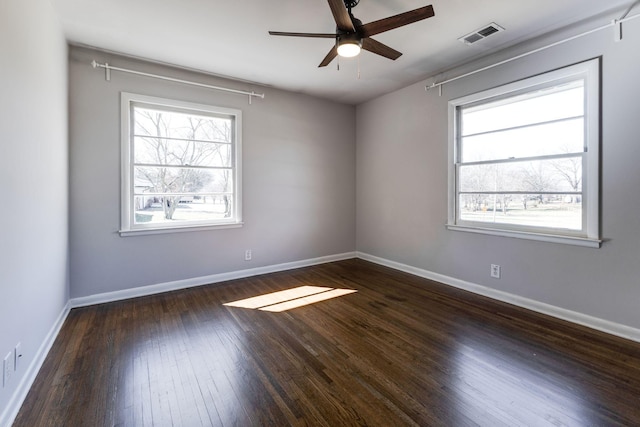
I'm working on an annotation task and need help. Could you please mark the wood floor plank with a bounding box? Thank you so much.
[12,259,640,426]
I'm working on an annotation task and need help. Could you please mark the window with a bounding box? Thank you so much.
[120,93,242,235]
[447,59,600,247]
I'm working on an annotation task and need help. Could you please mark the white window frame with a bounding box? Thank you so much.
[120,92,243,236]
[447,59,601,247]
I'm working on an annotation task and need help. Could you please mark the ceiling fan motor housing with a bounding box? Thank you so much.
[338,32,362,47]
[337,17,362,35]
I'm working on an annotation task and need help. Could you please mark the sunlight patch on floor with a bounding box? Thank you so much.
[223,285,357,312]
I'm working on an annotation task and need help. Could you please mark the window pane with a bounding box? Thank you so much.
[134,137,232,167]
[134,195,234,224]
[461,83,584,136]
[458,193,582,230]
[134,166,233,194]
[133,107,232,143]
[461,118,584,162]
[459,157,582,193]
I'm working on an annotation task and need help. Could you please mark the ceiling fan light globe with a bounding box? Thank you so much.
[337,42,361,58]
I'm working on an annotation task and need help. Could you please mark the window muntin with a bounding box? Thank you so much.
[448,60,600,246]
[121,93,242,234]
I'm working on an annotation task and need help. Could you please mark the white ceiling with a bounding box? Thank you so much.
[52,0,632,104]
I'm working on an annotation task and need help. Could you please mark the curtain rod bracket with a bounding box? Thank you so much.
[425,82,442,96]
[91,60,110,81]
[613,19,623,41]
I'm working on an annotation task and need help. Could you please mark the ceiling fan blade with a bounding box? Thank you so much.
[362,38,402,60]
[318,45,338,67]
[327,0,355,32]
[359,5,435,37]
[269,31,336,38]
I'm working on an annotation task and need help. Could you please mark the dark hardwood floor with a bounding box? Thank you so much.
[14,259,640,426]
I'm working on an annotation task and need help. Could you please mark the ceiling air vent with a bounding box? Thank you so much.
[459,23,504,45]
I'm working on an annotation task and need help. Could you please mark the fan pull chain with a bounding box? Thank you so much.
[357,56,361,79]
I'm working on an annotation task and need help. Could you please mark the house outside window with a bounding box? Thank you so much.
[447,59,600,247]
[120,93,242,235]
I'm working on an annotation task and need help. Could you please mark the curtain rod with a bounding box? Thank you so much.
[425,11,640,95]
[91,60,265,104]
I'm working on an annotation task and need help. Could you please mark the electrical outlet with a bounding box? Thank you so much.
[3,351,13,387]
[15,343,22,371]
[244,249,252,261]
[491,264,501,279]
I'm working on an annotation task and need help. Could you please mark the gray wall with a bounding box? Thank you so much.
[69,47,356,298]
[0,0,69,420]
[356,18,640,329]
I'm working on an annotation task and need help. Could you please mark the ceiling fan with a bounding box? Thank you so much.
[269,0,435,67]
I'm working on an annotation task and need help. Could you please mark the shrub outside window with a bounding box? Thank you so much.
[447,59,600,247]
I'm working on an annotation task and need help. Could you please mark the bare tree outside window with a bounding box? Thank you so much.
[132,106,235,223]
[121,93,241,233]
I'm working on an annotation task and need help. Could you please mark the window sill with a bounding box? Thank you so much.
[120,222,243,237]
[446,224,601,248]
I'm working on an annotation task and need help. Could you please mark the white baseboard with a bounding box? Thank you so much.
[70,252,357,308]
[0,302,71,427]
[356,251,640,343]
